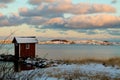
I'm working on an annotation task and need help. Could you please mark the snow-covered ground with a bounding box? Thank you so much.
[6,63,120,80]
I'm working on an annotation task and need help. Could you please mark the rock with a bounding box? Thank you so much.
[52,63,58,67]
[25,60,32,64]
[0,56,4,60]
[0,54,15,61]
[23,58,63,68]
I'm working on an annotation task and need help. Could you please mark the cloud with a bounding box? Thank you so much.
[29,0,55,5]
[19,1,115,17]
[111,0,117,3]
[0,0,14,3]
[0,0,14,8]
[0,4,7,8]
[107,28,120,35]
[19,1,116,29]
[0,14,48,27]
[28,0,71,5]
[22,17,48,25]
[19,7,28,13]
[0,13,4,17]
[1,13,120,30]
[39,18,67,30]
[19,5,63,18]
[43,14,120,29]
[46,17,64,24]
[0,15,22,26]
[65,14,120,29]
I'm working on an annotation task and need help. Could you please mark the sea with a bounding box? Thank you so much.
[0,44,120,60]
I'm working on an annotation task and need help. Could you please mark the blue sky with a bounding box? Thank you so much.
[0,0,120,40]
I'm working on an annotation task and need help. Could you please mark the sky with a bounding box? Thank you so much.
[0,0,120,40]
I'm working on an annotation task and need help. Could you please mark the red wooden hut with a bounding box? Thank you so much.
[12,36,38,59]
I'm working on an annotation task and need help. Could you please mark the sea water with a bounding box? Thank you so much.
[0,44,120,59]
[37,44,120,59]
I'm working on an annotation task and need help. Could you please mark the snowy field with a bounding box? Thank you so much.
[3,63,120,80]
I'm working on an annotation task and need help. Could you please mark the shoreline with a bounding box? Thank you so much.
[0,39,120,45]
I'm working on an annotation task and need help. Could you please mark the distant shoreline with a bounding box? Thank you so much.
[0,40,12,44]
[0,39,120,45]
[38,39,120,46]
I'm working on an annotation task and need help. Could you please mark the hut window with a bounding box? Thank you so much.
[26,44,30,49]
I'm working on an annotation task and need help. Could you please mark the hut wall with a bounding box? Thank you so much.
[20,43,35,58]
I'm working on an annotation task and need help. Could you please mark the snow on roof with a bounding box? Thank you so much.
[12,36,38,43]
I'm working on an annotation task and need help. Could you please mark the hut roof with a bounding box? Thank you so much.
[12,36,38,43]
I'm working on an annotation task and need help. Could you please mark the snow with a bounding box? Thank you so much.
[13,37,38,43]
[44,63,120,79]
[68,64,119,78]
[5,63,120,80]
[35,77,58,80]
[79,64,120,78]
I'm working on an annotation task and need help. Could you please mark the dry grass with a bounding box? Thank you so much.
[61,57,120,67]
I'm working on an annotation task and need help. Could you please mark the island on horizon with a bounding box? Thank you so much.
[0,39,119,46]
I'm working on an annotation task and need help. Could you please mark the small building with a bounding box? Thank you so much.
[12,36,38,60]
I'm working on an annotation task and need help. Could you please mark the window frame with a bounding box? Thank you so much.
[26,44,30,49]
